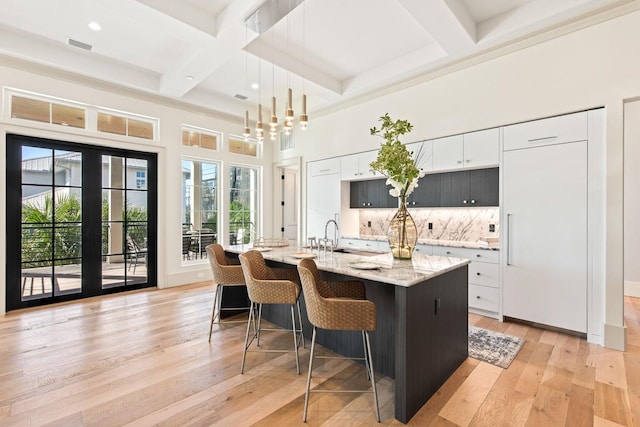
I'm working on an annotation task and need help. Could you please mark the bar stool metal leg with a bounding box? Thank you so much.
[240,301,256,374]
[364,331,380,422]
[297,301,305,349]
[303,326,318,422]
[291,305,300,375]
[208,284,222,342]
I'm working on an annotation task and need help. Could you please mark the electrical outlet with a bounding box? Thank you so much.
[428,222,433,230]
[489,224,495,233]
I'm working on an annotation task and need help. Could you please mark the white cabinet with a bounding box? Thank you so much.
[463,128,500,168]
[309,157,340,176]
[339,238,383,252]
[340,151,380,181]
[307,161,340,241]
[433,245,500,318]
[502,135,588,333]
[413,244,433,255]
[432,135,464,171]
[503,111,588,151]
[431,129,499,172]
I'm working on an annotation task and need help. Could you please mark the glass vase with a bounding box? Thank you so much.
[388,195,417,260]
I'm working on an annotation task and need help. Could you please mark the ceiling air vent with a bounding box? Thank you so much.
[234,94,248,100]
[67,38,93,52]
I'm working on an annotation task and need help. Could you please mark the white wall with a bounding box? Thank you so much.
[278,8,640,350]
[0,60,275,316]
[624,100,640,297]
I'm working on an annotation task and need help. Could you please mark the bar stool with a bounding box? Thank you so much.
[238,250,305,374]
[205,244,252,341]
[297,258,380,422]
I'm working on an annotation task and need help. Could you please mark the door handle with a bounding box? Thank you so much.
[506,213,512,266]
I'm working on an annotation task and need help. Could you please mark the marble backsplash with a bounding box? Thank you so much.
[359,208,500,242]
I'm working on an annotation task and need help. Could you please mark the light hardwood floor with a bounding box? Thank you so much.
[1,282,639,426]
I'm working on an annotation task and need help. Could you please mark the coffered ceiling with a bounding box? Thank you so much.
[0,0,634,121]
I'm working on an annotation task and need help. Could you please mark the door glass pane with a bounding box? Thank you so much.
[54,150,82,186]
[127,158,147,190]
[22,146,53,185]
[104,155,125,189]
[21,147,83,301]
[21,189,54,300]
[102,155,149,287]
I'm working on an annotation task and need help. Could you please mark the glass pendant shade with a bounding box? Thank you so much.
[299,94,308,130]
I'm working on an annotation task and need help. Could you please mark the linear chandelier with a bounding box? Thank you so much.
[242,0,309,142]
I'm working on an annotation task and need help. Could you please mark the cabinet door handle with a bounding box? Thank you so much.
[507,213,512,266]
[446,251,451,255]
[476,295,481,299]
[465,159,470,164]
[471,199,476,204]
[457,160,462,164]
[463,200,468,204]
[528,136,557,143]
[476,272,481,276]
[476,254,481,258]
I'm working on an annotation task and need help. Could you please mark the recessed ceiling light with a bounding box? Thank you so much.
[251,83,259,90]
[186,75,194,81]
[88,21,101,31]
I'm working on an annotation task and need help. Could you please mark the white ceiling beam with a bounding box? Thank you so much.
[134,0,217,36]
[0,27,160,92]
[342,43,447,95]
[155,0,265,97]
[246,38,343,98]
[399,0,477,55]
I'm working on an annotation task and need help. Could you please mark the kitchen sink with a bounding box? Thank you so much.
[331,247,381,256]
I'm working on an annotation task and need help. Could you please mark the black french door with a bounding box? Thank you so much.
[6,134,157,311]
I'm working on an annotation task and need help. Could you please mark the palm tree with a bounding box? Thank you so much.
[22,192,81,267]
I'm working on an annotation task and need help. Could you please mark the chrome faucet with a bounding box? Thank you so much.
[323,219,339,249]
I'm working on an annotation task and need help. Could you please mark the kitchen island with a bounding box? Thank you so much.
[225,245,469,423]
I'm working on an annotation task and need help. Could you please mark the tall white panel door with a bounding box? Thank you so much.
[307,169,340,241]
[503,141,587,333]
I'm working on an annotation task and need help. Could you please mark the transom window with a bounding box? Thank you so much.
[182,126,220,150]
[229,136,257,157]
[5,88,158,141]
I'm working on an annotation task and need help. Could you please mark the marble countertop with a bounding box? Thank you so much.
[341,235,500,251]
[226,245,470,288]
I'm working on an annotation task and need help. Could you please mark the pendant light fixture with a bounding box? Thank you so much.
[269,96,278,140]
[283,0,294,136]
[242,24,251,140]
[299,0,308,130]
[243,110,251,139]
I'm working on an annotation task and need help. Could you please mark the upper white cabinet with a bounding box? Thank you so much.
[309,157,340,176]
[432,129,499,172]
[503,111,588,151]
[406,140,433,173]
[432,135,463,171]
[340,151,380,181]
[463,128,500,168]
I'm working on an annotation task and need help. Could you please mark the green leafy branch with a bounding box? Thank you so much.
[369,113,422,197]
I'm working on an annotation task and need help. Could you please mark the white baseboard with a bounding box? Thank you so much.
[625,280,640,297]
